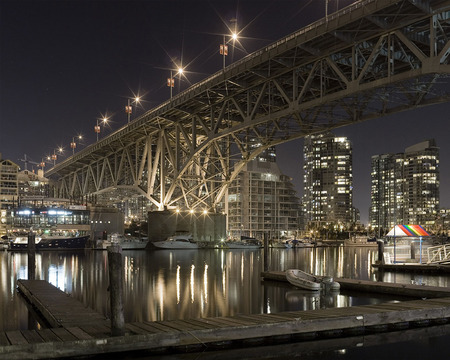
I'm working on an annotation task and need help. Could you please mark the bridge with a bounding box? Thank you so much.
[46,0,450,213]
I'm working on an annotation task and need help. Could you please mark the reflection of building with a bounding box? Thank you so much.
[370,140,439,232]
[227,146,300,240]
[303,132,353,228]
[0,154,19,236]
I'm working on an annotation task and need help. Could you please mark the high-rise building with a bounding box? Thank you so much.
[227,145,300,240]
[303,132,353,228]
[369,139,439,233]
[369,153,405,233]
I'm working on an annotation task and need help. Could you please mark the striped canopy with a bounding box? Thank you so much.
[386,225,430,237]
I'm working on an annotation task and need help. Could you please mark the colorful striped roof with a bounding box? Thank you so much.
[386,225,430,237]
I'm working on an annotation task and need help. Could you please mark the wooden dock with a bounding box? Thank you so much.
[372,262,450,273]
[262,271,450,298]
[2,279,450,359]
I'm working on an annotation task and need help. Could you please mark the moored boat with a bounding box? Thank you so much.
[8,233,89,251]
[152,234,198,249]
[95,233,148,250]
[286,269,340,292]
[226,236,261,249]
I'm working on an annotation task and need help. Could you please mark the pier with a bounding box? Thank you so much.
[1,278,450,359]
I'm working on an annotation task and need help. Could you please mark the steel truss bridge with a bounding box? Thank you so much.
[46,0,450,212]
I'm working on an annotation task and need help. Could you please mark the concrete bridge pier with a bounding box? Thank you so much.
[147,210,226,245]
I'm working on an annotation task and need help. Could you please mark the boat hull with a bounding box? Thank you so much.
[225,241,260,249]
[286,269,321,291]
[286,269,340,292]
[8,235,90,251]
[152,239,198,249]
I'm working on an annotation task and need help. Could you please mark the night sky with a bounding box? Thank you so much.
[1,0,449,224]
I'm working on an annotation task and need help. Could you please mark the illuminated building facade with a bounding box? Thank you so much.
[227,145,300,240]
[303,132,353,228]
[0,154,19,236]
[370,139,439,233]
[369,153,405,234]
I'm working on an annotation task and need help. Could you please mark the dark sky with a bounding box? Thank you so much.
[0,0,449,224]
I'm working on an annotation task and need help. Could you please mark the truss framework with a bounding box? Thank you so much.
[47,0,450,211]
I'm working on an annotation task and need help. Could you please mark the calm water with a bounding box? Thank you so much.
[2,246,450,359]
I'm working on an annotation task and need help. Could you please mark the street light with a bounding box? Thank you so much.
[220,32,238,69]
[95,116,108,141]
[125,96,141,123]
[70,135,83,155]
[167,67,184,99]
[50,147,64,166]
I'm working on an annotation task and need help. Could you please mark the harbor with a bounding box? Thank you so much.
[2,246,450,359]
[2,278,450,359]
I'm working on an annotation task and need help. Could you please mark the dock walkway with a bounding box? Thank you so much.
[2,278,450,359]
[262,271,450,298]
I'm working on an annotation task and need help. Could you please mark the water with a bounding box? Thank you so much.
[1,246,450,358]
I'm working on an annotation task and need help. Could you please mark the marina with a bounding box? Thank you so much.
[2,246,450,359]
[0,0,449,358]
[2,271,450,358]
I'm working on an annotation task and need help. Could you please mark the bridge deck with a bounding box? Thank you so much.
[2,279,450,359]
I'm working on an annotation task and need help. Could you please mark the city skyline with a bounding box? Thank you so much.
[1,0,449,225]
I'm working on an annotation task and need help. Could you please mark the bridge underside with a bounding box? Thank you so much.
[47,0,450,212]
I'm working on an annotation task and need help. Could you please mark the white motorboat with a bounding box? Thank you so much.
[152,234,198,249]
[285,269,340,292]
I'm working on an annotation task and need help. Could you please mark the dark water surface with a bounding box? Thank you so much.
[1,246,450,358]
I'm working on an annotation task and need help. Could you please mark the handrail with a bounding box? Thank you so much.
[427,244,450,264]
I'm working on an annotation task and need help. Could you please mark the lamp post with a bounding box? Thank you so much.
[50,147,64,166]
[70,135,83,155]
[220,32,238,69]
[95,117,108,142]
[167,67,184,99]
[125,96,140,123]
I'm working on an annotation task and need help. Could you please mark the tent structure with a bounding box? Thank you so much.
[386,224,430,237]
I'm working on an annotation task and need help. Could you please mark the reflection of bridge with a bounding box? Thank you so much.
[46,0,450,212]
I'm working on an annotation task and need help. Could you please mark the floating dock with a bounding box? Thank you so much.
[372,263,450,273]
[2,278,450,359]
[262,271,450,298]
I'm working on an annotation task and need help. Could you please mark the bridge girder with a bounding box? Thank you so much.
[46,0,450,212]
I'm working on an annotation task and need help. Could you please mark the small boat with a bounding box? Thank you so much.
[285,269,340,292]
[152,234,198,249]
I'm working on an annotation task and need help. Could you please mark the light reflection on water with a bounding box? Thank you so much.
[1,247,450,332]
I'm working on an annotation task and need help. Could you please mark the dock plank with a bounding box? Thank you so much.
[36,329,62,342]
[65,327,94,340]
[50,328,78,342]
[5,331,28,345]
[17,280,110,329]
[0,332,10,346]
[20,330,45,344]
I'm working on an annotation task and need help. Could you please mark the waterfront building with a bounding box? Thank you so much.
[369,139,439,234]
[227,144,300,240]
[0,154,19,236]
[302,132,353,229]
